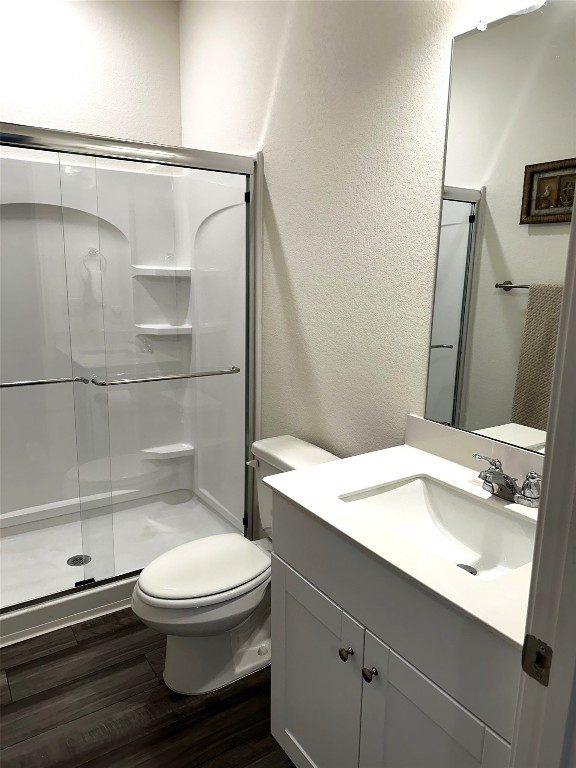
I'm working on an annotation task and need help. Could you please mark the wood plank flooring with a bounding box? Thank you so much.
[0,608,294,768]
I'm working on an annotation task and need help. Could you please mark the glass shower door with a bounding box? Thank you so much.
[94,159,248,577]
[59,152,116,584]
[1,141,251,609]
[0,147,112,606]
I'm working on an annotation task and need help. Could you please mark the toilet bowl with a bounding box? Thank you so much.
[131,435,338,695]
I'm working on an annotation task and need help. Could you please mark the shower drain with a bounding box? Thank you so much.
[67,554,92,567]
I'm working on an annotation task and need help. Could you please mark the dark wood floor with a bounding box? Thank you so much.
[0,608,294,768]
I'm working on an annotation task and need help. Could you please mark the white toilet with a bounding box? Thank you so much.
[131,435,339,695]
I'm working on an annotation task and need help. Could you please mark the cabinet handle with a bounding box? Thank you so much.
[362,666,378,683]
[338,647,354,662]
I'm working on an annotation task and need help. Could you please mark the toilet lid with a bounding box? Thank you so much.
[138,533,271,600]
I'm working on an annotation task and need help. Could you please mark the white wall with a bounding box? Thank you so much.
[179,0,488,457]
[0,0,181,145]
[445,3,575,430]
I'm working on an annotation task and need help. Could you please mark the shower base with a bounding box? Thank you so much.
[0,490,238,611]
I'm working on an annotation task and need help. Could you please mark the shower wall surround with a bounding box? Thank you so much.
[0,145,250,610]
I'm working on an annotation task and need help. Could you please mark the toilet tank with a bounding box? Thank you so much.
[250,435,339,534]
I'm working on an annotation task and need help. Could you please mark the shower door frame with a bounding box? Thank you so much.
[0,122,258,617]
[425,185,483,428]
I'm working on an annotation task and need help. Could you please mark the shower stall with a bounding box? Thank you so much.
[0,124,255,632]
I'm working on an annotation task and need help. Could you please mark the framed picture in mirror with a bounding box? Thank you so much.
[520,157,575,224]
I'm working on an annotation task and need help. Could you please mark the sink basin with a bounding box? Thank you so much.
[339,477,535,581]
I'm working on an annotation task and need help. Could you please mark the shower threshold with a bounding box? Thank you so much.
[0,490,239,613]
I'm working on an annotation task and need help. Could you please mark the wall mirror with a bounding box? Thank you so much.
[425,0,575,453]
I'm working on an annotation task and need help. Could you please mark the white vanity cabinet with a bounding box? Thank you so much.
[272,556,512,768]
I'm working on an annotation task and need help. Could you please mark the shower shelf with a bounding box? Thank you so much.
[135,323,193,335]
[132,265,192,277]
[141,443,195,459]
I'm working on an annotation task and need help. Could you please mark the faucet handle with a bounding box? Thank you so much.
[517,471,542,505]
[472,454,502,472]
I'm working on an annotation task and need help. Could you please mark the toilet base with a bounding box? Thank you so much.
[163,591,271,695]
[163,635,271,695]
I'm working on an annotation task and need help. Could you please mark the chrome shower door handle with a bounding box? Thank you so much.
[0,376,90,388]
[90,366,241,386]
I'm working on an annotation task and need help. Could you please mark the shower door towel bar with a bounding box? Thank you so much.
[0,376,90,388]
[1,367,240,388]
[90,366,241,386]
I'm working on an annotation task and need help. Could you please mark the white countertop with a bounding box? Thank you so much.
[265,444,536,647]
[474,422,546,453]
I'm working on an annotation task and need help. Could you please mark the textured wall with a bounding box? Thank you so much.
[0,0,181,145]
[445,3,575,431]
[180,0,474,457]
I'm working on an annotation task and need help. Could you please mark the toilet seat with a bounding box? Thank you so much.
[136,533,271,609]
[135,567,271,609]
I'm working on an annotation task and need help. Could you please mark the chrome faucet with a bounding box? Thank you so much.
[516,471,542,507]
[472,454,541,508]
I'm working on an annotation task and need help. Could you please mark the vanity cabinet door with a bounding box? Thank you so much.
[482,730,511,768]
[361,637,487,768]
[271,557,364,768]
[358,630,391,768]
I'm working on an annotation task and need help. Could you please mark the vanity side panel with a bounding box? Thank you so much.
[273,494,520,742]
